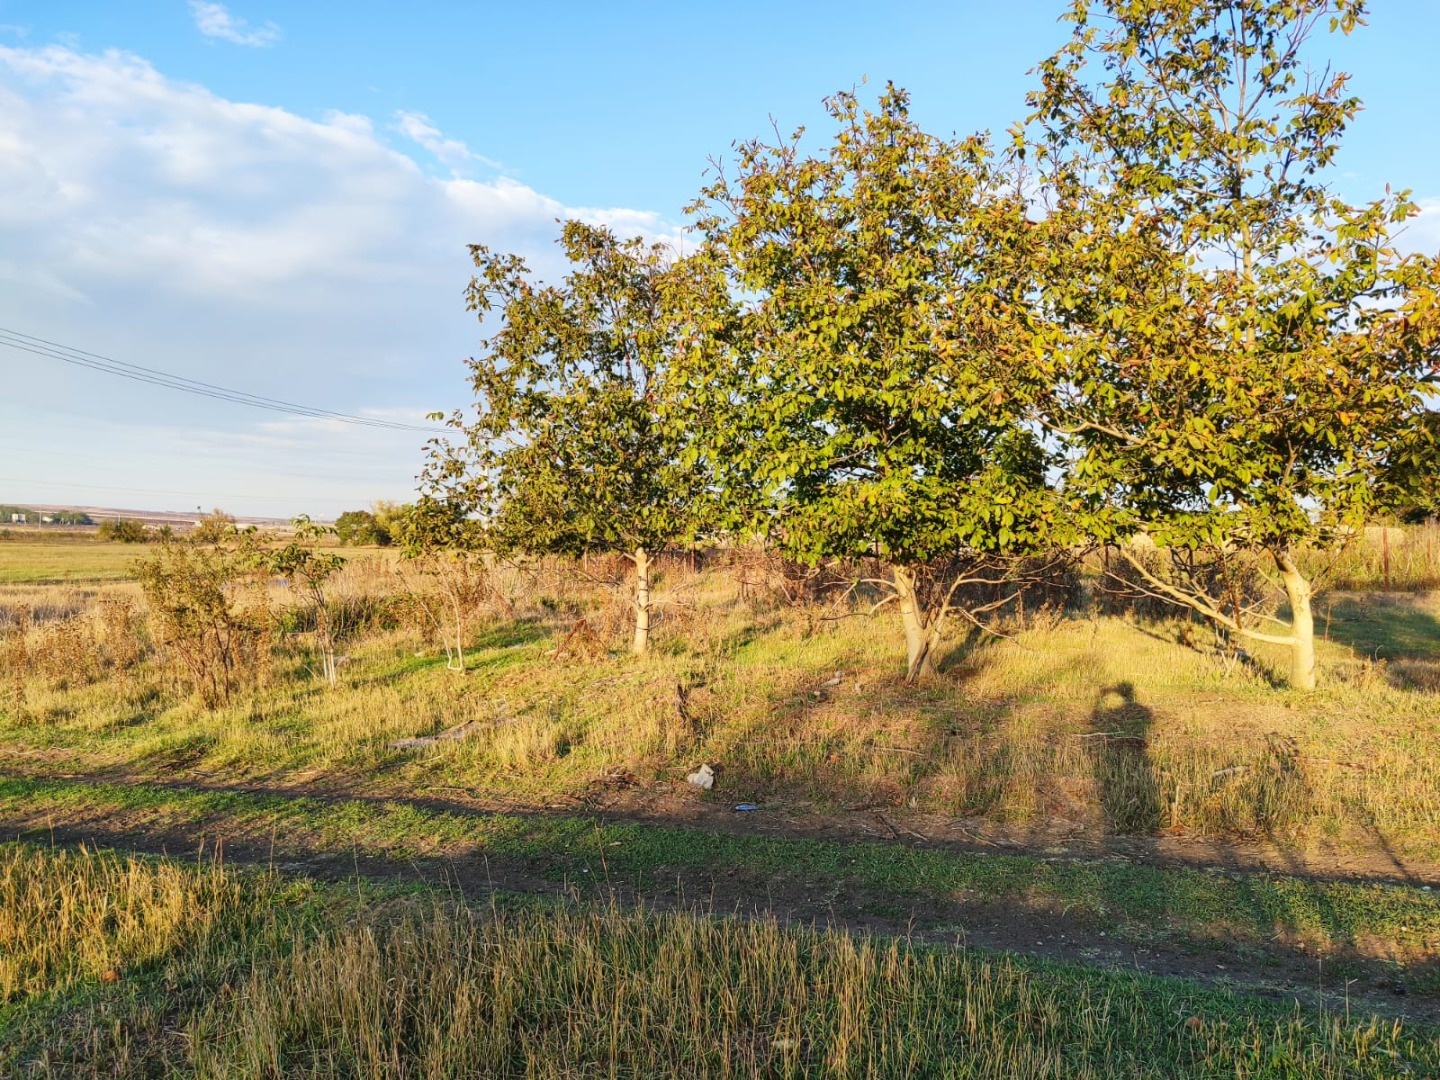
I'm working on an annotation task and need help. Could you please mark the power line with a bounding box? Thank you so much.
[0,326,445,433]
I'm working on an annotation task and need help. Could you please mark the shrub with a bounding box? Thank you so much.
[334,510,390,547]
[97,519,150,543]
[133,536,270,708]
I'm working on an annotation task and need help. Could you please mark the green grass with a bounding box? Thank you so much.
[1321,592,1440,662]
[0,539,139,583]
[2,776,1436,972]
[7,572,1439,859]
[4,555,1440,1072]
[2,842,1436,1079]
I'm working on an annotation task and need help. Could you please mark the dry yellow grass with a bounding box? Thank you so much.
[4,844,1433,1078]
[0,843,240,1002]
[193,896,1438,1079]
[2,551,1438,860]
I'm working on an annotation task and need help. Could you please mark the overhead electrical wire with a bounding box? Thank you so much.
[0,326,445,434]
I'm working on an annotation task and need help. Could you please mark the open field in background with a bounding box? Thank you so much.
[3,533,1440,1071]
[0,539,145,583]
[1299,523,1440,595]
[0,527,380,586]
[2,842,1437,1078]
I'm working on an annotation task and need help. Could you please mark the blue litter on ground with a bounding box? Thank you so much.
[733,803,759,812]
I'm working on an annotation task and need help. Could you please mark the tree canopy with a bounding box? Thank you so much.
[425,219,714,653]
[678,85,1072,680]
[1026,0,1440,688]
[425,1,1439,689]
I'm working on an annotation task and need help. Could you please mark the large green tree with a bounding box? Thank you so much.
[1028,0,1440,689]
[679,86,1070,681]
[426,220,713,654]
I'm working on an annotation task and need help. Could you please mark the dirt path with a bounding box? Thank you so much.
[2,774,1436,1027]
[523,777,1440,889]
[9,747,1436,887]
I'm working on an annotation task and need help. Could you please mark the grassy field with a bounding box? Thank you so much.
[3,552,1438,859]
[2,843,1436,1078]
[0,537,143,583]
[2,534,1440,1073]
[3,774,1437,982]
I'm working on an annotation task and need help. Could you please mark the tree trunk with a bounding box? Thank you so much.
[1277,551,1316,691]
[632,546,651,655]
[892,564,939,683]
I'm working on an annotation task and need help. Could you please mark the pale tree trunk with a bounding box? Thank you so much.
[1115,546,1322,691]
[1277,550,1316,691]
[631,546,652,655]
[892,564,941,683]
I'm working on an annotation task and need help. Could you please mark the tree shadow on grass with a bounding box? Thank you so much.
[933,624,1003,677]
[1318,592,1440,662]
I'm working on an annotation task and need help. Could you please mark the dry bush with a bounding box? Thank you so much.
[94,595,144,671]
[726,545,855,610]
[391,552,513,670]
[1091,543,1275,630]
[0,584,124,630]
[1,607,28,715]
[946,553,1085,631]
[1388,658,1440,693]
[29,616,105,689]
[134,541,272,708]
[0,589,147,715]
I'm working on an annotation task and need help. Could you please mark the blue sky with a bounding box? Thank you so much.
[0,1,1436,517]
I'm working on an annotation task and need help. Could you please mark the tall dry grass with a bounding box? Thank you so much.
[3,844,1433,1078]
[0,843,240,1002]
[1305,522,1440,592]
[193,897,1437,1079]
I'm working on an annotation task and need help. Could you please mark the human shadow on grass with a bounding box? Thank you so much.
[1086,682,1162,835]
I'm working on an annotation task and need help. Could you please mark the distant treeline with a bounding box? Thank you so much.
[0,505,92,526]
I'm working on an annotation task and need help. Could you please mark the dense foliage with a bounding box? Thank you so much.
[1025,0,1440,688]
[334,510,390,547]
[427,0,1440,687]
[678,85,1071,679]
[426,220,715,653]
[97,518,150,543]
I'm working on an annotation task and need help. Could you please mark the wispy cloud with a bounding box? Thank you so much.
[394,110,501,172]
[188,2,281,48]
[1402,198,1440,257]
[0,42,682,515]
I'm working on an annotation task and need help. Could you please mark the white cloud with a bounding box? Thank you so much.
[1401,198,1440,257]
[189,1,281,48]
[394,110,502,172]
[0,43,682,516]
